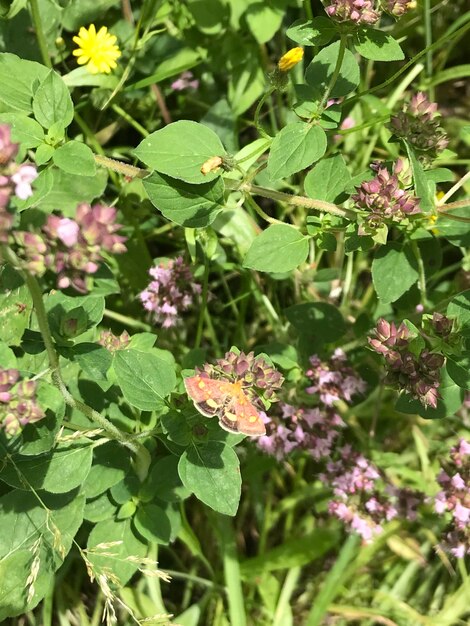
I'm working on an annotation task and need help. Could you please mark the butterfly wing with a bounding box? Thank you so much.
[219,389,266,437]
[184,375,230,417]
[184,375,266,437]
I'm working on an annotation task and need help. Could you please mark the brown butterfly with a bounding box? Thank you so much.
[184,374,266,437]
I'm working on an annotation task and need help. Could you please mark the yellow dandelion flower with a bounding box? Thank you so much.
[72,24,121,75]
[278,47,304,72]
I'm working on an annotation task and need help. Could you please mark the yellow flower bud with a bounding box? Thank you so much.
[277,47,304,73]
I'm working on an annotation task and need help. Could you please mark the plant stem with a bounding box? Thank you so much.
[254,88,275,138]
[217,515,247,626]
[194,257,210,349]
[227,179,355,220]
[103,307,154,331]
[411,240,427,306]
[423,0,434,100]
[111,103,149,137]
[319,34,347,111]
[29,0,52,68]
[94,154,149,178]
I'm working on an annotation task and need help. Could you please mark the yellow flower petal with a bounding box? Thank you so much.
[72,23,121,75]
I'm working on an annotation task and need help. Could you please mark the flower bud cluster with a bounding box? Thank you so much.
[306,348,366,406]
[257,403,345,460]
[0,368,45,436]
[435,439,470,558]
[324,0,380,24]
[322,444,420,542]
[140,257,201,328]
[14,203,127,293]
[389,92,449,161]
[198,350,284,409]
[98,329,131,353]
[352,160,420,234]
[385,0,415,17]
[369,318,445,409]
[171,71,199,92]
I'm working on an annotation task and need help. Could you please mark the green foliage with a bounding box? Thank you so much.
[0,1,469,623]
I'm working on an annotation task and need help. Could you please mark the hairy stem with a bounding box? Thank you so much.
[29,0,52,68]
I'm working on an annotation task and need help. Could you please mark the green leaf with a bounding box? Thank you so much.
[0,281,32,345]
[372,242,419,303]
[354,28,404,61]
[286,17,335,46]
[35,143,55,166]
[447,354,470,389]
[114,349,176,411]
[143,172,224,227]
[134,502,173,544]
[267,122,327,180]
[134,120,226,184]
[84,492,117,522]
[243,224,309,273]
[87,518,147,586]
[140,456,190,503]
[0,491,84,619]
[72,343,113,380]
[45,292,105,340]
[178,442,241,516]
[32,166,108,213]
[285,302,346,343]
[0,112,44,148]
[0,53,49,113]
[304,154,351,203]
[52,140,97,176]
[305,41,360,97]
[240,529,338,579]
[447,289,470,336]
[246,2,283,44]
[0,443,94,493]
[32,69,74,129]
[405,143,434,213]
[83,442,131,499]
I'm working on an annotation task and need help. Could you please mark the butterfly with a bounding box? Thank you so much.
[184,374,266,437]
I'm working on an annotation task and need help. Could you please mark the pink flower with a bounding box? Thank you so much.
[11,164,38,199]
[171,71,199,92]
[56,218,80,247]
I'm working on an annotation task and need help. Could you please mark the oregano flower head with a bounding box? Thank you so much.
[199,350,284,407]
[306,349,366,406]
[0,368,45,436]
[324,0,381,24]
[353,160,421,236]
[15,203,127,292]
[389,92,449,161]
[369,318,445,409]
[140,257,201,328]
[435,439,470,558]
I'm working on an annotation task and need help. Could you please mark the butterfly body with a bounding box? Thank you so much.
[184,374,266,436]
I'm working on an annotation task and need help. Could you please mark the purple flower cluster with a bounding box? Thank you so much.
[324,0,380,24]
[323,445,420,542]
[0,124,37,241]
[171,71,199,92]
[369,318,447,409]
[15,203,127,293]
[98,329,131,353]
[389,92,449,161]
[306,348,366,407]
[140,257,201,328]
[435,439,470,558]
[258,403,345,460]
[200,350,284,409]
[0,368,44,436]
[352,160,420,234]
